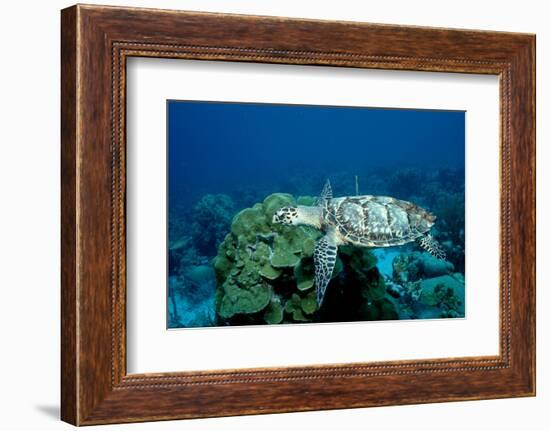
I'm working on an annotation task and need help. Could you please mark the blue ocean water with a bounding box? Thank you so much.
[167,101,465,328]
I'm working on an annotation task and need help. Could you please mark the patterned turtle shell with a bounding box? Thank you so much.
[322,195,436,247]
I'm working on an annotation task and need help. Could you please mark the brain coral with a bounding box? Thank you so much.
[213,193,397,325]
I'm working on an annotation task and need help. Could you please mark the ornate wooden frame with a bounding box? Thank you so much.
[61,4,536,426]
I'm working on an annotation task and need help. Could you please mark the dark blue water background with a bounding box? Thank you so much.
[168,101,464,206]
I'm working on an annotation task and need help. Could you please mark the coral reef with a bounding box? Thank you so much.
[386,167,425,200]
[168,235,208,278]
[386,251,464,319]
[168,194,236,284]
[392,251,454,284]
[213,193,398,325]
[419,275,465,313]
[191,193,236,256]
[167,265,217,328]
[430,191,465,273]
[168,166,466,328]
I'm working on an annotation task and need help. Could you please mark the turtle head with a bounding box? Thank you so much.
[272,207,299,225]
[273,205,322,229]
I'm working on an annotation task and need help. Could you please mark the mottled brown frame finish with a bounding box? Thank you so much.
[61,4,535,426]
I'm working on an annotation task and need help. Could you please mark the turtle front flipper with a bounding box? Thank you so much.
[315,179,333,206]
[417,233,446,260]
[314,233,338,307]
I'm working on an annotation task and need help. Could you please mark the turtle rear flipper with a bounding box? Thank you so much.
[314,233,338,306]
[417,233,446,260]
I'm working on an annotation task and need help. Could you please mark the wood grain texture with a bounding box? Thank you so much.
[60,4,536,426]
[60,6,78,425]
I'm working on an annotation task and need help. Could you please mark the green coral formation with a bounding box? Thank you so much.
[263,298,284,324]
[213,193,398,325]
[284,293,309,322]
[218,282,272,319]
[294,260,315,291]
[419,274,465,316]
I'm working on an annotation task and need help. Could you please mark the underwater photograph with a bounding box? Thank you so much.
[167,100,465,329]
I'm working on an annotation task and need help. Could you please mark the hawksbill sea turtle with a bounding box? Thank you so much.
[272,179,446,307]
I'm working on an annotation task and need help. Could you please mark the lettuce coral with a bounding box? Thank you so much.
[218,282,272,319]
[263,298,284,324]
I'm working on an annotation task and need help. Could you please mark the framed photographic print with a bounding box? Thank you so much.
[61,4,535,425]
